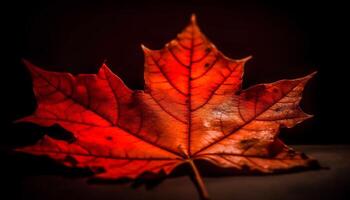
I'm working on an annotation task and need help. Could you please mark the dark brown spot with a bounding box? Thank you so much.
[240,139,258,149]
[127,96,139,109]
[106,136,113,141]
[254,85,266,93]
[244,85,266,100]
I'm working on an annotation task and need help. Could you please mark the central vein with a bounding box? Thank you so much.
[187,24,195,156]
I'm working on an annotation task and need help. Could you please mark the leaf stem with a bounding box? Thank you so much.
[187,159,210,200]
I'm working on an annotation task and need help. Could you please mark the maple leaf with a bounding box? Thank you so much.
[17,14,317,199]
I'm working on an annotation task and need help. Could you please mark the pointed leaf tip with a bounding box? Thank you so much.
[21,58,33,68]
[21,59,40,73]
[302,71,318,81]
[309,71,318,77]
[240,55,253,62]
[141,44,152,53]
[98,59,109,72]
[190,14,197,24]
[99,62,109,73]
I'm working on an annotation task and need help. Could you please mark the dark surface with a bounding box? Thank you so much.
[2,145,349,200]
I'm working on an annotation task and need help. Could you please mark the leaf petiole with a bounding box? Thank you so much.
[187,159,210,200]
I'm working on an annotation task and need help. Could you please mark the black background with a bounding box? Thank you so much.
[3,0,348,145]
[1,0,349,199]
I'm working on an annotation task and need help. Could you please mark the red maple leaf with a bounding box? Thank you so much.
[17,15,317,199]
